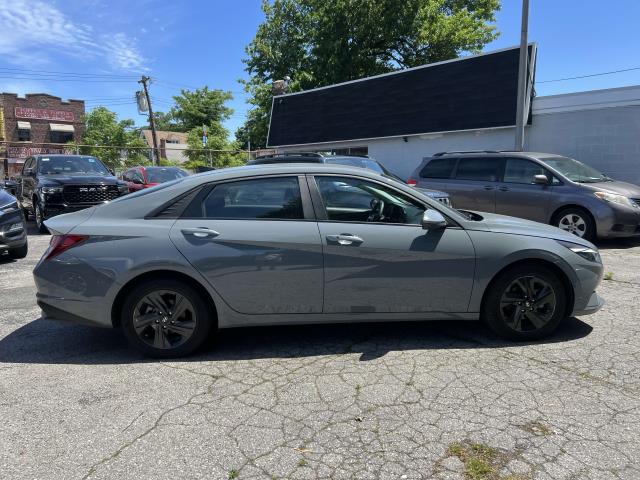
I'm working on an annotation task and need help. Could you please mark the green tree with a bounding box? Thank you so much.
[184,124,246,170]
[170,87,234,132]
[151,111,183,132]
[79,107,148,169]
[239,0,500,147]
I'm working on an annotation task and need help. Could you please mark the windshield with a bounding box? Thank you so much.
[325,157,405,180]
[541,156,610,183]
[146,167,188,183]
[38,156,110,175]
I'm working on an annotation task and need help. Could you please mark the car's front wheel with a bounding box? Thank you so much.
[553,207,595,241]
[121,279,213,358]
[8,242,28,259]
[34,201,48,234]
[482,264,568,341]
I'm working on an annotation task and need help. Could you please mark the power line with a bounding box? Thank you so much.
[0,75,136,83]
[0,66,139,79]
[538,66,640,83]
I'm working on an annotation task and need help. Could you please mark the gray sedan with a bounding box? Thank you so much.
[35,164,604,357]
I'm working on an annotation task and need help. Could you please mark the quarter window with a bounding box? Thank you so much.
[503,158,548,184]
[420,157,457,179]
[202,177,303,220]
[315,176,424,225]
[455,157,502,182]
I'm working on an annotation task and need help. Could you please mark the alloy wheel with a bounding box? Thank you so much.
[133,290,197,349]
[35,203,43,229]
[499,275,557,332]
[558,213,586,237]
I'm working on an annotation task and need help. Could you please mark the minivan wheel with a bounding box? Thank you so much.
[121,279,213,358]
[553,207,595,241]
[34,202,48,234]
[482,264,567,341]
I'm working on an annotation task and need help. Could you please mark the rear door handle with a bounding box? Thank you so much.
[498,186,510,192]
[483,185,494,191]
[181,227,220,238]
[326,234,364,245]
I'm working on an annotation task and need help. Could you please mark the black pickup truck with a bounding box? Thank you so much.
[16,154,129,233]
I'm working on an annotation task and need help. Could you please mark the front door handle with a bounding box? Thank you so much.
[181,227,220,238]
[498,186,510,192]
[326,234,364,245]
[483,185,495,191]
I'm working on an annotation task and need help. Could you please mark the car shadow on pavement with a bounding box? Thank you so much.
[0,316,593,365]
[595,236,640,250]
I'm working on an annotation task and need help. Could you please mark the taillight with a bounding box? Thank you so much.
[407,177,418,186]
[44,234,88,260]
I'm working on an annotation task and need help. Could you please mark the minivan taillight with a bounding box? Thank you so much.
[44,234,88,260]
[407,177,418,186]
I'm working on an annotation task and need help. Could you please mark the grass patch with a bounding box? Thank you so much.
[604,271,614,280]
[521,420,553,436]
[228,470,239,479]
[443,441,529,480]
[298,458,308,467]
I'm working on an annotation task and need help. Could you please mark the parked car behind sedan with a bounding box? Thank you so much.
[0,188,28,259]
[409,151,640,241]
[16,154,129,233]
[36,164,604,358]
[122,166,189,193]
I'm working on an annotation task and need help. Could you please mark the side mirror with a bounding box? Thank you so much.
[533,174,549,185]
[109,168,115,176]
[132,178,144,185]
[421,209,447,230]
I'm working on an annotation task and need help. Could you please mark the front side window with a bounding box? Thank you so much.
[202,177,303,220]
[315,176,424,225]
[420,157,457,179]
[503,158,548,184]
[454,157,502,182]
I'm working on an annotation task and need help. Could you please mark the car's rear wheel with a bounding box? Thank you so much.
[121,279,213,358]
[482,264,568,341]
[8,242,28,259]
[552,207,595,241]
[34,201,48,234]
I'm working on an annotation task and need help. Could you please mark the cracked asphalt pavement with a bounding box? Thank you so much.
[1,226,639,480]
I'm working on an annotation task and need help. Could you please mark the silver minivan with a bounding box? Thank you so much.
[409,151,640,241]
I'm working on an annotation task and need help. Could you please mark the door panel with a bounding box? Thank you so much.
[444,179,496,213]
[496,158,554,222]
[170,219,324,314]
[318,223,476,313]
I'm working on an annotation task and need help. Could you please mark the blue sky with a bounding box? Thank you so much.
[1,0,638,137]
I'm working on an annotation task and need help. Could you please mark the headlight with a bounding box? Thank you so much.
[594,191,638,209]
[557,240,601,263]
[0,201,19,215]
[40,186,63,194]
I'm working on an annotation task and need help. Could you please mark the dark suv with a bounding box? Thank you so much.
[409,150,640,241]
[249,153,452,206]
[16,154,129,233]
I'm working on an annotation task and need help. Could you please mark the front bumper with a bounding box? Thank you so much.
[596,205,640,238]
[0,212,27,250]
[572,291,605,316]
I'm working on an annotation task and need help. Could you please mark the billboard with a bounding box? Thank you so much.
[267,45,536,147]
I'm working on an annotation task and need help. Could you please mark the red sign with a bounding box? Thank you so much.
[14,107,75,122]
[7,146,72,159]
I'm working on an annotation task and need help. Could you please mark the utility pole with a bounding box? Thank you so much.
[139,76,160,165]
[514,0,530,151]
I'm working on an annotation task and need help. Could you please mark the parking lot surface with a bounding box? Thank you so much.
[1,226,639,480]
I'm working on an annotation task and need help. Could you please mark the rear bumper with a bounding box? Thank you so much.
[572,291,604,316]
[37,299,110,328]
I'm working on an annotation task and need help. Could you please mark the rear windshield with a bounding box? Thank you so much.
[146,167,188,183]
[420,158,457,178]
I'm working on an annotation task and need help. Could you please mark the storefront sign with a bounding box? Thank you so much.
[7,146,72,159]
[14,107,75,122]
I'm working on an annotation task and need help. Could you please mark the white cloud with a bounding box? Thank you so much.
[0,0,146,71]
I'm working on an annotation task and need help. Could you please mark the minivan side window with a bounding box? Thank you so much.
[201,177,303,220]
[455,157,502,182]
[420,157,457,178]
[503,158,548,184]
[315,176,425,225]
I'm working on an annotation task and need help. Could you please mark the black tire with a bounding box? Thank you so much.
[8,241,28,259]
[34,201,48,234]
[482,264,568,341]
[552,207,596,242]
[121,279,214,358]
[22,208,30,221]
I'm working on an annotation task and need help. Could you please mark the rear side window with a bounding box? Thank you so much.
[420,157,457,178]
[202,177,303,220]
[455,157,502,182]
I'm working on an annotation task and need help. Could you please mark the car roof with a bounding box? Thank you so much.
[427,151,561,160]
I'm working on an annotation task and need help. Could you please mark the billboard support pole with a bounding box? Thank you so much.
[514,0,530,151]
